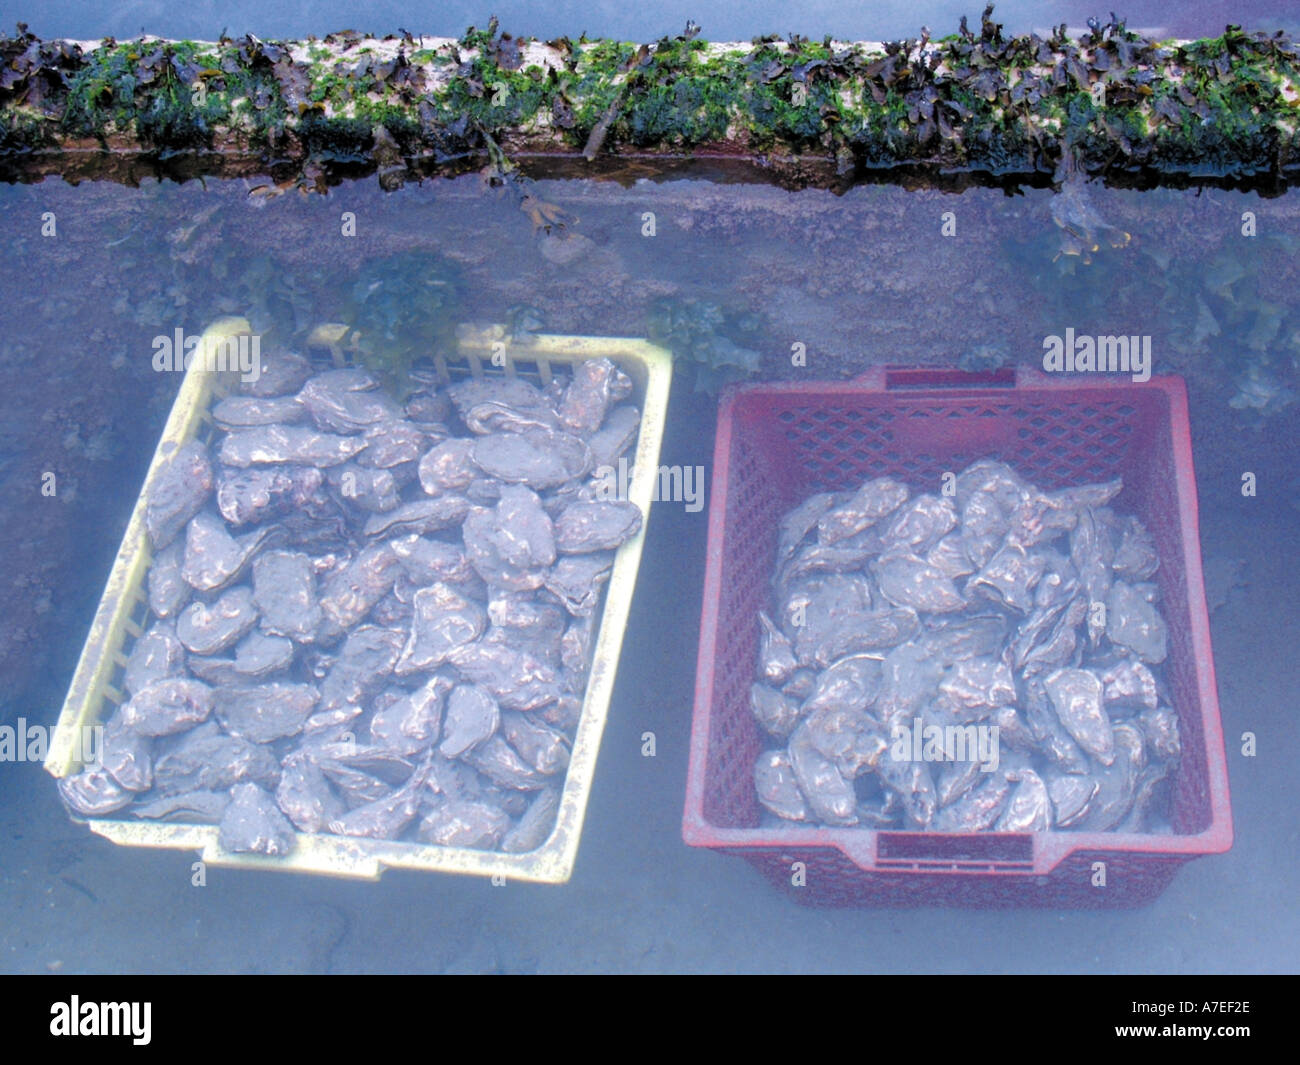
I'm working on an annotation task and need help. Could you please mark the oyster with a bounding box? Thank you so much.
[147,541,189,618]
[363,496,471,539]
[471,430,592,490]
[758,611,798,685]
[877,754,938,828]
[449,377,559,435]
[818,478,908,545]
[418,438,478,494]
[1112,515,1159,580]
[1044,668,1114,765]
[777,492,839,567]
[501,786,562,853]
[215,682,319,744]
[318,543,399,634]
[390,535,477,588]
[500,711,570,776]
[543,553,614,616]
[1075,723,1145,831]
[218,782,297,856]
[252,550,322,642]
[801,654,882,717]
[212,395,305,429]
[58,766,134,816]
[240,349,311,397]
[463,486,556,590]
[219,425,367,468]
[1138,705,1181,762]
[884,494,957,553]
[176,586,260,656]
[751,682,801,740]
[587,405,641,468]
[135,789,231,824]
[1046,772,1099,828]
[356,420,427,468]
[152,724,280,795]
[754,749,811,822]
[120,677,214,737]
[932,771,1012,832]
[447,641,561,712]
[328,766,429,840]
[805,704,888,779]
[558,357,632,436]
[1071,507,1115,645]
[965,542,1045,614]
[788,572,874,665]
[553,501,642,553]
[124,622,187,697]
[216,466,325,527]
[396,583,487,674]
[276,754,345,833]
[297,367,401,434]
[875,551,965,613]
[1099,657,1159,713]
[369,675,450,755]
[995,768,1054,831]
[180,512,275,592]
[938,657,1016,714]
[1106,580,1169,664]
[189,630,294,684]
[788,722,857,826]
[99,716,153,792]
[418,800,511,849]
[315,626,405,720]
[146,441,214,551]
[326,464,399,513]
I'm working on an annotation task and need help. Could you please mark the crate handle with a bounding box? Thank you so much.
[853,365,1050,390]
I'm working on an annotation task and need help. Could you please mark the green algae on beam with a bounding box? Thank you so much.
[1,13,1299,189]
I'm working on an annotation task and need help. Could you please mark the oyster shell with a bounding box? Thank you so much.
[463,486,556,590]
[253,549,322,642]
[553,501,642,553]
[471,429,592,490]
[212,395,306,429]
[754,750,811,822]
[147,541,189,618]
[395,583,487,674]
[215,682,319,743]
[219,425,367,468]
[216,465,325,527]
[120,677,214,736]
[176,586,260,655]
[124,621,187,697]
[146,441,214,551]
[297,368,401,434]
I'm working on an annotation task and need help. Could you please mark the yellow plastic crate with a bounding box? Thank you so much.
[45,316,672,882]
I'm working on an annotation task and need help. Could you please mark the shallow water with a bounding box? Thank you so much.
[1,113,1299,969]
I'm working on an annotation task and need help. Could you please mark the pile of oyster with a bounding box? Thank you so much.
[751,460,1181,834]
[59,350,645,856]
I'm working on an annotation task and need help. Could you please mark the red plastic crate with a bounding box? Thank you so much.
[683,366,1233,907]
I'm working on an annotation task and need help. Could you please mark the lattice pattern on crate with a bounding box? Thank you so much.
[775,398,1137,492]
[743,848,1185,907]
[1124,410,1210,835]
[705,442,782,827]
